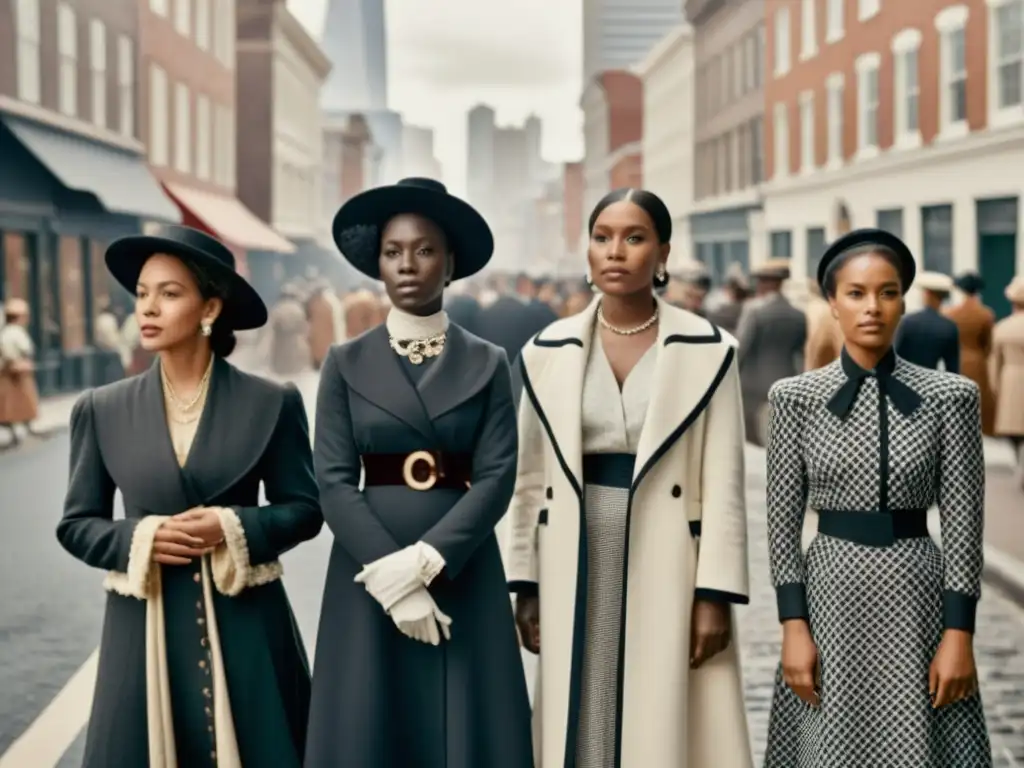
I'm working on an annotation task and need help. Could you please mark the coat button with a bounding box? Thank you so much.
[545,487,553,500]
[193,573,201,583]
[671,485,682,498]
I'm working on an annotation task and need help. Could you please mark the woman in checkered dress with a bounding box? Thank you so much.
[763,229,992,767]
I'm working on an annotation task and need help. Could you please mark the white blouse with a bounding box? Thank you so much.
[581,332,657,454]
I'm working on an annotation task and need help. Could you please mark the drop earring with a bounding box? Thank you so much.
[200,320,212,337]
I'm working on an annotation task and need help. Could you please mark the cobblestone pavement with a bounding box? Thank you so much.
[739,452,1024,766]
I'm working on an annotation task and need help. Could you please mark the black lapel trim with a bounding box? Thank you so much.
[664,323,722,346]
[534,336,583,348]
[519,357,588,768]
[612,345,736,768]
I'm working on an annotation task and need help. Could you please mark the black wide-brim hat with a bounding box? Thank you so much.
[105,224,268,330]
[817,227,916,293]
[332,177,494,281]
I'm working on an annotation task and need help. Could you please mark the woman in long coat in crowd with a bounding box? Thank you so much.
[0,298,40,440]
[764,230,991,767]
[57,225,323,767]
[504,188,752,767]
[945,271,996,434]
[306,178,533,768]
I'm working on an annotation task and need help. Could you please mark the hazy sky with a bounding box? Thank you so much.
[287,0,583,196]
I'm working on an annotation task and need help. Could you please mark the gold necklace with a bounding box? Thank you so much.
[389,332,446,365]
[162,357,214,411]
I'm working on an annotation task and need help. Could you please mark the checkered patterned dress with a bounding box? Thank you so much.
[763,351,992,768]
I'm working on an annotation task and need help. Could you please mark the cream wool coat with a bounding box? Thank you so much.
[503,297,753,768]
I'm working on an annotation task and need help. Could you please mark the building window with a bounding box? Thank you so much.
[754,22,765,88]
[892,29,922,144]
[15,0,41,104]
[826,72,844,165]
[936,5,969,133]
[826,0,844,42]
[214,104,235,188]
[921,204,954,274]
[876,208,904,237]
[174,83,191,173]
[149,64,169,165]
[774,6,791,76]
[856,52,880,156]
[858,0,880,21]
[801,0,817,59]
[57,3,77,117]
[150,0,167,16]
[751,116,764,184]
[174,0,190,37]
[992,0,1024,113]
[806,227,827,278]
[214,0,236,68]
[800,91,815,173]
[117,35,134,137]
[89,20,106,129]
[770,231,793,258]
[195,0,210,50]
[773,101,789,179]
[733,43,743,96]
[196,94,211,179]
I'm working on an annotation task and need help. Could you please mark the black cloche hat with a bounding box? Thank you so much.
[105,224,268,330]
[816,227,917,293]
[332,177,494,280]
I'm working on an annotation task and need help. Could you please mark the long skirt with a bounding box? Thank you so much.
[575,474,629,768]
[763,533,992,767]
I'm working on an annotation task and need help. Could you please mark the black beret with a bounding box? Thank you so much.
[817,227,916,293]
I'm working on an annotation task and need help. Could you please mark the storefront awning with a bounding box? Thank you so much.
[163,182,295,254]
[3,116,180,223]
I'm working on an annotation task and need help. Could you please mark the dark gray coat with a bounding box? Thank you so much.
[305,324,533,768]
[894,306,961,372]
[56,359,323,767]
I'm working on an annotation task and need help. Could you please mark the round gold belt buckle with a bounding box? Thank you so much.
[403,450,438,491]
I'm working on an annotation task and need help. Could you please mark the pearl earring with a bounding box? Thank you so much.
[200,321,212,337]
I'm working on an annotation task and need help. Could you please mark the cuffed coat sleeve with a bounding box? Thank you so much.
[502,357,546,595]
[57,392,164,600]
[694,353,750,604]
[937,381,985,633]
[765,381,811,623]
[314,349,403,565]
[211,385,323,595]
[421,354,518,579]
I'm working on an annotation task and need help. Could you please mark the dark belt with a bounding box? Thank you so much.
[582,453,635,489]
[362,451,472,491]
[817,508,929,547]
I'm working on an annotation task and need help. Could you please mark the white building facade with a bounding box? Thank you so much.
[270,9,330,241]
[580,77,611,218]
[635,23,695,263]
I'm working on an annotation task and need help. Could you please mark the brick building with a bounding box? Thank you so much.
[763,0,1024,316]
[139,0,293,283]
[686,0,767,282]
[580,70,643,218]
[0,0,178,393]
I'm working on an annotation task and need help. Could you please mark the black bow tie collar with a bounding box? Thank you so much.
[826,347,922,419]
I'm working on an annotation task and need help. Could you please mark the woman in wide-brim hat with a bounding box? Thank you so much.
[57,224,323,768]
[306,178,533,768]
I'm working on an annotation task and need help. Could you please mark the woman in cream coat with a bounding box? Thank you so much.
[504,188,752,768]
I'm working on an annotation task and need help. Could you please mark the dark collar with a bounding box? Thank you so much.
[827,346,921,418]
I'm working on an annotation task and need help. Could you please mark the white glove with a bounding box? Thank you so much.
[355,542,446,611]
[389,586,453,645]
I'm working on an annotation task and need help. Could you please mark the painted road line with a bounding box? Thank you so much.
[0,650,97,768]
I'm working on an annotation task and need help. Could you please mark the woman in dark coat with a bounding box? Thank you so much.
[56,224,323,768]
[306,177,534,768]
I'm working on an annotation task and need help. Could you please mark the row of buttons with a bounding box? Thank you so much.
[192,570,217,763]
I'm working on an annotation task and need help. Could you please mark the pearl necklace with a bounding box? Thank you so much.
[597,303,659,335]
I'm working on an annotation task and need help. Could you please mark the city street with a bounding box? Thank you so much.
[0,373,1022,766]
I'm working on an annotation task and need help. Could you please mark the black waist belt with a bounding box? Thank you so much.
[817,508,929,547]
[362,451,472,491]
[582,453,635,489]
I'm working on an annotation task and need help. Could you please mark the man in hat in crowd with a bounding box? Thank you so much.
[894,271,960,372]
[735,257,807,445]
[476,271,557,365]
[991,276,1024,485]
[667,258,711,315]
[706,262,749,334]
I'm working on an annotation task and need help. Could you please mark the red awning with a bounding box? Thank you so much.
[163,182,296,254]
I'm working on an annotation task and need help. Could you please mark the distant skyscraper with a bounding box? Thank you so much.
[321,0,388,112]
[582,0,683,82]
